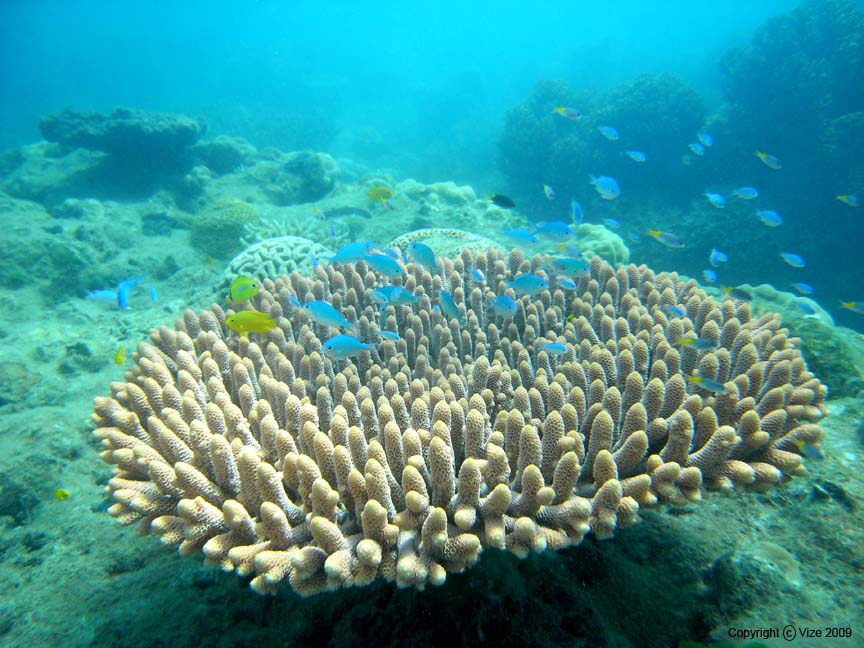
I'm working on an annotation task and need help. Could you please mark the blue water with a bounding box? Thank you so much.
[1,2,863,647]
[0,1,796,176]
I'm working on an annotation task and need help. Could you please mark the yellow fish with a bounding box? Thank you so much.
[755,150,782,170]
[228,276,259,304]
[226,311,277,337]
[366,186,394,203]
[841,301,864,315]
[836,194,860,207]
[54,488,71,501]
[114,346,126,365]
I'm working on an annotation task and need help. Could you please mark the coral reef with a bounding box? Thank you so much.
[386,228,502,258]
[240,205,352,250]
[189,199,259,259]
[0,142,107,206]
[499,74,704,214]
[39,107,205,161]
[717,0,864,310]
[190,136,256,175]
[739,283,864,398]
[181,150,340,212]
[225,235,335,280]
[570,224,629,266]
[93,249,826,596]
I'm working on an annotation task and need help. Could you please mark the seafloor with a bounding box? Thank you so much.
[0,115,862,648]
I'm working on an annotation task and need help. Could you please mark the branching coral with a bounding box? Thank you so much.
[93,249,826,596]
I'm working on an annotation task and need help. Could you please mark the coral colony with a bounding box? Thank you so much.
[94,250,826,595]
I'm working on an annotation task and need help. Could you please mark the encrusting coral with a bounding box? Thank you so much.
[93,249,827,596]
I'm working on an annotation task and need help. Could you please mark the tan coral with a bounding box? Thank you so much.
[93,249,827,595]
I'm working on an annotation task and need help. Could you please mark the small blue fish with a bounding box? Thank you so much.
[589,175,620,200]
[371,286,419,305]
[321,334,379,359]
[86,289,117,303]
[548,257,589,276]
[627,231,641,243]
[304,301,356,330]
[311,254,319,269]
[662,304,686,317]
[603,218,620,229]
[439,290,462,322]
[328,223,336,237]
[687,374,727,394]
[538,342,568,355]
[378,330,401,342]
[704,192,726,208]
[570,198,584,225]
[598,125,620,141]
[330,241,375,264]
[535,221,573,242]
[363,253,404,278]
[756,210,783,227]
[702,269,717,283]
[491,295,518,318]
[755,151,782,170]
[148,286,159,303]
[648,230,685,249]
[679,336,718,350]
[506,274,549,296]
[780,252,806,268]
[733,186,759,200]
[287,295,301,307]
[792,282,814,295]
[502,228,539,245]
[709,248,728,268]
[543,184,556,200]
[796,439,824,461]
[556,279,577,290]
[556,245,583,258]
[407,242,438,270]
[117,277,141,310]
[625,150,646,163]
[696,132,713,147]
[689,142,705,156]
[469,268,485,283]
[795,300,817,315]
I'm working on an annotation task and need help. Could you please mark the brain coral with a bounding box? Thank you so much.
[93,249,826,596]
[224,235,335,281]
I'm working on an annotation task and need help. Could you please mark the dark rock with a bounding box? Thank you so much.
[58,341,103,375]
[190,135,255,174]
[39,107,205,161]
[0,473,39,526]
[141,210,183,236]
[0,361,41,409]
[22,530,49,552]
[0,147,25,179]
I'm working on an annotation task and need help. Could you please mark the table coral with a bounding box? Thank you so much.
[93,250,827,596]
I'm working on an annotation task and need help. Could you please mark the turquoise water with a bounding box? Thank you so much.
[0,1,862,646]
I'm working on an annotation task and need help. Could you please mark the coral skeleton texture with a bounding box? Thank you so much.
[93,249,826,595]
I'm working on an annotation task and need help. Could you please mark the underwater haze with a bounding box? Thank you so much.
[2,0,799,179]
[2,1,864,647]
